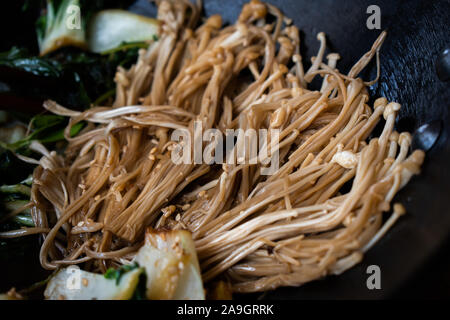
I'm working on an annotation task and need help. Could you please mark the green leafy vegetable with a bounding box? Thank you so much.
[0,114,83,232]
[103,262,148,300]
[21,175,33,186]
[131,272,147,300]
[0,44,147,109]
[37,0,87,56]
[0,215,38,260]
[100,41,149,55]
[36,0,138,56]
[45,265,143,300]
[4,200,31,215]
[0,0,145,275]
[0,184,31,197]
[0,47,62,78]
[0,114,84,153]
[88,10,159,53]
[12,215,35,227]
[93,88,116,106]
[104,262,140,285]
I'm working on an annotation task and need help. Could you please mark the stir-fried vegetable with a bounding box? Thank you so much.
[0,46,62,77]
[36,0,138,55]
[37,0,87,56]
[88,10,160,53]
[1,0,159,110]
[0,2,162,298]
[0,184,31,197]
[42,229,204,300]
[0,45,156,110]
[0,114,83,153]
[44,265,144,300]
[0,113,84,261]
[135,229,205,300]
[0,1,161,271]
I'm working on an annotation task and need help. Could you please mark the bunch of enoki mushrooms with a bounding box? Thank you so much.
[3,0,425,293]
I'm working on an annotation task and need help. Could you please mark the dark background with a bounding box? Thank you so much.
[1,0,449,299]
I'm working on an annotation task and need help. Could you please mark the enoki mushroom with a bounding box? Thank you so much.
[3,0,425,293]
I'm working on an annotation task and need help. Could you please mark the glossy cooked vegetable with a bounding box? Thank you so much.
[44,265,144,300]
[43,229,204,300]
[135,229,205,300]
[36,0,137,55]
[88,10,160,53]
[37,0,87,56]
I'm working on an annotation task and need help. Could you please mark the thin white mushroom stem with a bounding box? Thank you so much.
[305,32,327,82]
[362,203,406,253]
[321,53,341,92]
